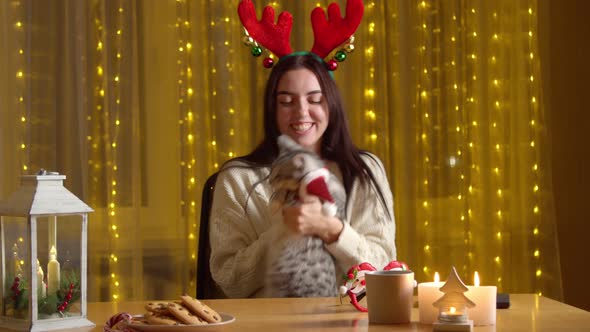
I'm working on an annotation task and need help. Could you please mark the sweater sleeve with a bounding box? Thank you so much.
[325,153,397,271]
[208,164,277,298]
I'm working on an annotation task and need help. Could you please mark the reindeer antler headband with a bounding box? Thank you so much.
[238,0,364,71]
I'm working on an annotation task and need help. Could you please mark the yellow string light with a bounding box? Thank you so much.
[89,0,106,292]
[175,0,199,291]
[14,2,29,174]
[486,2,507,288]
[415,0,434,277]
[109,0,125,300]
[526,0,543,295]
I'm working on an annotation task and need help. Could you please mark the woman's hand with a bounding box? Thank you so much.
[282,196,344,244]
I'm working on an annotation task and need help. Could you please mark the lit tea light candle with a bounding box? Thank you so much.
[418,272,445,324]
[466,271,497,326]
[440,306,466,322]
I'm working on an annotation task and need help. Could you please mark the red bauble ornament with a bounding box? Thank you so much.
[327,59,338,71]
[263,57,274,68]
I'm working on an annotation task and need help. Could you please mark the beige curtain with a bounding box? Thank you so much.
[0,0,562,302]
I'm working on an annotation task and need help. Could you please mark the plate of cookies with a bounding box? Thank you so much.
[127,295,235,331]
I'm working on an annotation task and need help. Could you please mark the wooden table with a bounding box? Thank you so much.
[53,294,590,331]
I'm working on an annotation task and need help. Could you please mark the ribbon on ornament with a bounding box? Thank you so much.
[104,312,134,332]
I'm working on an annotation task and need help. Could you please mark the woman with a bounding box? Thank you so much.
[209,53,396,298]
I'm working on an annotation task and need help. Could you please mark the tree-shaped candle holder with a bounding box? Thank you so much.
[432,266,475,332]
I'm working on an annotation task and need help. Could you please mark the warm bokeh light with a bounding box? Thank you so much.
[0,0,560,302]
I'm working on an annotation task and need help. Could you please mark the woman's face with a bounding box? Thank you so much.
[275,68,329,155]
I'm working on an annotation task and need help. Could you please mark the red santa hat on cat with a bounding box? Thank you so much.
[299,168,337,217]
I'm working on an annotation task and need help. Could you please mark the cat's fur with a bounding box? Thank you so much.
[265,135,346,297]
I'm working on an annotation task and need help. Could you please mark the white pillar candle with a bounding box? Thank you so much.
[47,245,61,296]
[418,272,445,324]
[465,272,497,326]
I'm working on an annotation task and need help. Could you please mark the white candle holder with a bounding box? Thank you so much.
[0,171,94,331]
[432,267,475,332]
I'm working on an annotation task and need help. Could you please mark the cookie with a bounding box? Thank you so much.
[180,295,222,323]
[167,302,207,325]
[144,312,180,325]
[145,302,169,314]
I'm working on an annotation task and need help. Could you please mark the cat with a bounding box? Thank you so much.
[265,135,346,297]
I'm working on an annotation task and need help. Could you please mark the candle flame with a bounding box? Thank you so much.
[474,271,480,286]
[450,307,456,313]
[434,272,440,283]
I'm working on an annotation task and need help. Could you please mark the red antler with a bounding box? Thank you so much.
[310,0,364,59]
[237,0,293,58]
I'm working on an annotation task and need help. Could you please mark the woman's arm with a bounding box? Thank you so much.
[325,153,397,270]
[209,165,277,298]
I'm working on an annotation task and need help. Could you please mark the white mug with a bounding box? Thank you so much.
[365,270,415,324]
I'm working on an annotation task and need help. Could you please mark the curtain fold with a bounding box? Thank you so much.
[0,0,562,302]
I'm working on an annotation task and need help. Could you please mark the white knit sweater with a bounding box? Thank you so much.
[209,153,397,298]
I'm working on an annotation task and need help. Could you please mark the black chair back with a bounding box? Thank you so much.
[196,172,225,298]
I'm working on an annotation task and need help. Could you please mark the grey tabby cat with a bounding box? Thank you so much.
[265,135,346,297]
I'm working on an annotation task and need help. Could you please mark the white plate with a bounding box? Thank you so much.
[127,313,235,331]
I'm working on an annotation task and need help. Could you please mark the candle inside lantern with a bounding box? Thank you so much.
[47,245,61,296]
[465,271,497,326]
[418,272,445,324]
[36,259,46,299]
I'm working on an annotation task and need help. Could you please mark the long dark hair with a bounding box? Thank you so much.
[228,54,389,215]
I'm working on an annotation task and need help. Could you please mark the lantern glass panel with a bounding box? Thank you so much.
[0,215,85,322]
[1,216,30,319]
[36,215,83,320]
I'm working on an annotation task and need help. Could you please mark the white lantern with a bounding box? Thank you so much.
[0,171,94,331]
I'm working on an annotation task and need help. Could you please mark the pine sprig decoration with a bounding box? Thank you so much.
[38,269,82,315]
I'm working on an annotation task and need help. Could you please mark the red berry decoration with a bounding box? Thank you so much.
[57,286,76,313]
[263,57,274,68]
[10,277,22,304]
[327,59,338,71]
